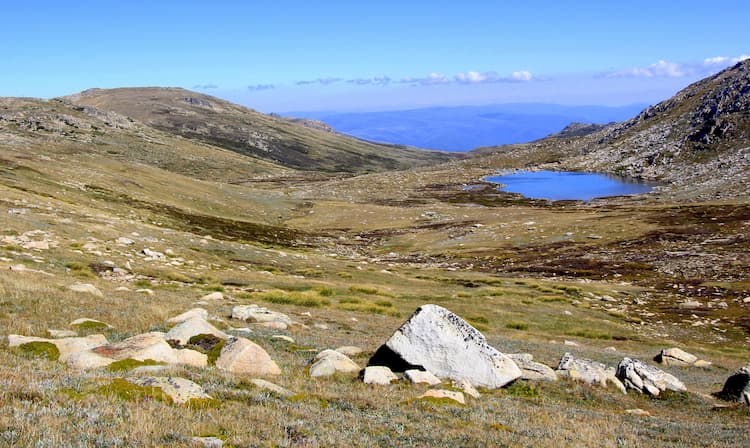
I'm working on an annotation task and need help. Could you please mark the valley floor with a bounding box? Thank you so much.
[1,150,749,447]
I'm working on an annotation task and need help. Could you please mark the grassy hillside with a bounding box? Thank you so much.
[64,87,456,173]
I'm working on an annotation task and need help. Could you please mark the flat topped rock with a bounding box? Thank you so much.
[368,304,520,389]
[232,304,294,329]
[68,283,103,298]
[655,348,698,366]
[405,369,441,386]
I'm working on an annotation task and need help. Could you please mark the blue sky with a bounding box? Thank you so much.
[2,1,748,112]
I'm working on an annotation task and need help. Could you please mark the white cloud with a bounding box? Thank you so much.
[704,55,750,65]
[607,54,749,79]
[401,72,451,86]
[510,70,533,81]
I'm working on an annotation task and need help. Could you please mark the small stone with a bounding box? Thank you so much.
[678,300,701,310]
[625,408,651,417]
[693,359,713,368]
[201,292,224,301]
[452,379,481,399]
[68,283,103,298]
[272,335,295,343]
[167,308,209,325]
[363,366,398,385]
[70,318,111,329]
[116,237,135,245]
[418,389,465,405]
[604,347,618,352]
[405,369,441,385]
[249,379,293,397]
[564,340,580,347]
[47,329,77,338]
[507,353,557,381]
[334,346,363,357]
[135,288,154,296]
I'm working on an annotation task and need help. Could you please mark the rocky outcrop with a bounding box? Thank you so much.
[556,353,626,393]
[654,348,710,367]
[508,353,557,381]
[368,304,521,388]
[616,358,686,396]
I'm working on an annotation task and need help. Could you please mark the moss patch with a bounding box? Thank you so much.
[97,378,171,404]
[107,358,164,372]
[18,341,60,360]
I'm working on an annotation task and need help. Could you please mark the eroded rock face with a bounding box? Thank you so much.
[717,363,750,405]
[556,353,626,394]
[309,349,360,377]
[655,348,698,366]
[215,337,280,376]
[368,304,521,388]
[616,358,686,396]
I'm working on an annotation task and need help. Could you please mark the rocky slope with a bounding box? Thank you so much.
[472,60,750,199]
[64,87,455,173]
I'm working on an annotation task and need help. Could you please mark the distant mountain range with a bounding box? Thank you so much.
[286,103,648,151]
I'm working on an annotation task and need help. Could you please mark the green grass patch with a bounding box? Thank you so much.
[505,322,529,331]
[349,286,379,295]
[565,329,612,340]
[504,381,539,398]
[250,290,330,308]
[97,378,171,403]
[71,320,110,331]
[336,302,400,317]
[107,358,164,372]
[338,297,361,304]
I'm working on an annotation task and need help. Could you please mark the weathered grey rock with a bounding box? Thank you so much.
[556,352,626,394]
[215,337,280,376]
[8,334,108,362]
[91,332,207,367]
[128,377,212,405]
[694,359,713,368]
[116,237,135,245]
[249,379,293,397]
[508,353,557,381]
[167,308,209,325]
[717,363,750,405]
[452,379,481,399]
[200,291,224,301]
[418,389,465,405]
[335,346,364,357]
[363,366,398,385]
[165,316,227,345]
[141,248,165,259]
[616,358,686,396]
[368,304,521,388]
[68,283,103,298]
[231,304,294,329]
[655,347,698,366]
[310,349,360,377]
[401,368,439,386]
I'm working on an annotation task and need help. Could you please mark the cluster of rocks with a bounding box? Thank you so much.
[8,300,749,411]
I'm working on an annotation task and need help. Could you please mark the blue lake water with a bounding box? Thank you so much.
[485,171,656,201]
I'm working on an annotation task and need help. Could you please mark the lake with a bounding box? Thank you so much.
[485,170,656,201]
